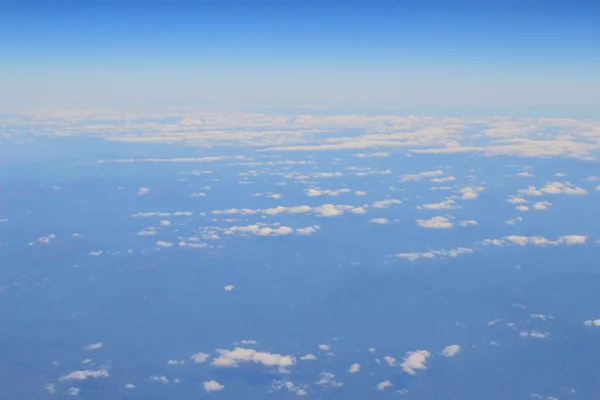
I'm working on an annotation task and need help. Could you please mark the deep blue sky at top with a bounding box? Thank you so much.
[2,0,600,114]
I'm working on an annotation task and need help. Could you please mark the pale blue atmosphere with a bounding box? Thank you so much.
[1,1,600,399]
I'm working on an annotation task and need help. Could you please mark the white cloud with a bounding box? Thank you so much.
[44,383,56,394]
[369,218,390,225]
[516,205,530,212]
[204,380,225,392]
[532,201,552,210]
[355,191,367,196]
[483,235,586,246]
[395,247,473,261]
[418,199,457,210]
[372,199,401,208]
[137,187,150,195]
[519,331,550,339]
[89,250,103,256]
[83,342,102,351]
[66,387,81,396]
[519,181,588,196]
[156,241,173,247]
[416,216,453,229]
[383,356,396,367]
[441,345,460,357]
[38,234,56,244]
[517,171,534,178]
[350,207,367,214]
[348,363,360,373]
[401,170,444,182]
[459,220,477,227]
[318,344,330,352]
[507,196,528,204]
[300,354,317,361]
[224,285,234,292]
[459,186,484,200]
[150,376,169,384]
[583,319,600,327]
[212,347,295,368]
[296,226,320,235]
[376,381,393,391]
[125,384,135,389]
[59,369,109,381]
[401,350,430,375]
[167,359,185,365]
[315,372,343,387]
[191,352,210,363]
[306,188,351,197]
[190,192,207,197]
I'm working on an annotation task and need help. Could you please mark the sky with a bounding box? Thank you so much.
[2,0,600,115]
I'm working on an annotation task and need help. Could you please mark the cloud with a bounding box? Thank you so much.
[89,250,103,256]
[150,376,169,383]
[372,199,401,208]
[355,191,367,196]
[204,380,225,392]
[66,387,81,396]
[167,359,185,365]
[395,247,473,261]
[353,152,389,158]
[583,319,600,327]
[44,383,56,394]
[383,356,396,367]
[519,182,588,196]
[300,354,317,361]
[401,170,444,182]
[459,220,477,227]
[483,235,587,246]
[348,363,360,373]
[507,196,528,204]
[459,186,484,200]
[156,241,173,247]
[296,226,320,235]
[38,234,56,244]
[532,201,552,210]
[376,381,393,391]
[137,187,150,195]
[401,350,430,375]
[516,205,530,212]
[418,199,457,210]
[224,285,234,292]
[369,218,390,225]
[441,345,460,357]
[191,352,210,363]
[212,348,295,369]
[315,372,343,387]
[350,207,367,214]
[519,331,550,339]
[416,216,453,229]
[59,369,109,381]
[83,342,102,351]
[125,384,135,389]
[306,188,351,197]
[190,192,207,198]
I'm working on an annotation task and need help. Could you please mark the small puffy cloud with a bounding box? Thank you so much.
[401,170,444,182]
[191,352,210,363]
[160,220,172,226]
[38,234,56,244]
[300,354,317,361]
[150,376,169,384]
[318,344,330,351]
[224,285,234,292]
[89,250,103,256]
[483,235,586,246]
[369,218,390,225]
[296,226,320,235]
[583,319,600,327]
[190,192,207,197]
[519,182,588,196]
[418,199,457,210]
[376,381,393,391]
[459,220,477,227]
[44,383,56,394]
[212,347,295,368]
[396,247,473,261]
[459,186,484,200]
[517,171,534,178]
[59,369,109,381]
[372,199,401,208]
[137,187,150,195]
[167,359,185,365]
[355,191,367,196]
[156,241,173,247]
[350,207,367,214]
[66,387,81,396]
[315,372,343,387]
[416,216,453,229]
[125,384,135,389]
[507,195,528,204]
[313,204,344,217]
[516,205,530,212]
[348,363,360,373]
[400,350,430,375]
[519,331,550,339]
[204,380,225,392]
[532,201,552,210]
[383,356,396,367]
[83,342,102,351]
[441,345,460,357]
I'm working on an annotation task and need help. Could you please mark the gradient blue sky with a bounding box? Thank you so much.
[2,0,600,115]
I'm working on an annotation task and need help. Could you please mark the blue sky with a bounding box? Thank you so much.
[1,0,599,114]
